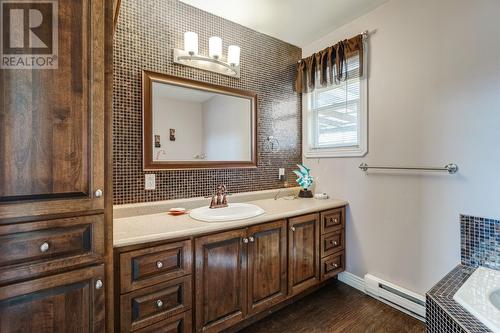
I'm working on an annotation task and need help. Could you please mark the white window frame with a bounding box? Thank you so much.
[302,49,368,158]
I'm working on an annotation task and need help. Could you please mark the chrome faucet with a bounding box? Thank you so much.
[209,185,228,209]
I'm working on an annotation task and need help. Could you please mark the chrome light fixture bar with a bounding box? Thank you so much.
[173,32,241,78]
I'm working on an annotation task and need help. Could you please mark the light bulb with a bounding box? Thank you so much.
[209,36,222,59]
[227,45,240,66]
[184,31,198,55]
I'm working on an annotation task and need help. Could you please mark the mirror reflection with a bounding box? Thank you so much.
[150,81,254,163]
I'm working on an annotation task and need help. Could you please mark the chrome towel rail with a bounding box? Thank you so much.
[359,163,459,174]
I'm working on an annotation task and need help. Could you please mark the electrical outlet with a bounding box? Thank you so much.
[278,168,285,181]
[145,174,156,190]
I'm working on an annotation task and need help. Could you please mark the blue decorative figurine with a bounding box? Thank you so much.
[293,164,314,198]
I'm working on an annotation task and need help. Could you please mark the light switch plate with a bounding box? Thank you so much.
[145,174,156,190]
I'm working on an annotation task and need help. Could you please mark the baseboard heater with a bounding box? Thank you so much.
[364,274,426,321]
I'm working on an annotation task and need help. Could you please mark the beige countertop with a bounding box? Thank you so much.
[114,192,347,247]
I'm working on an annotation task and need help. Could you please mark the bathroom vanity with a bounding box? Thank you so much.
[113,195,347,332]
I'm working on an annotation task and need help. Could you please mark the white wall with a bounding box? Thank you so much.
[303,0,500,295]
[153,97,203,160]
[202,95,252,161]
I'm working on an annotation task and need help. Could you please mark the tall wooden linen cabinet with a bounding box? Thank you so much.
[0,0,114,332]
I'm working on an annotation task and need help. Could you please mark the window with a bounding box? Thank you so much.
[303,55,367,157]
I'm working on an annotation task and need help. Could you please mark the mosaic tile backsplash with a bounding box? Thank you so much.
[460,215,500,271]
[113,0,302,204]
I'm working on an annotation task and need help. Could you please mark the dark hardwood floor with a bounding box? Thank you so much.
[238,280,425,333]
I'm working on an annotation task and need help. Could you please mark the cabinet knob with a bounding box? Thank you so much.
[249,236,255,243]
[242,238,249,244]
[95,279,103,289]
[290,226,296,232]
[334,218,338,223]
[95,189,103,198]
[330,263,338,268]
[156,261,163,269]
[156,300,163,308]
[330,241,338,246]
[40,242,50,253]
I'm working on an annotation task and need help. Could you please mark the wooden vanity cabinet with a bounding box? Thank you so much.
[194,220,288,332]
[117,239,193,333]
[116,206,345,333]
[194,229,248,333]
[247,220,288,315]
[319,207,346,282]
[288,213,320,296]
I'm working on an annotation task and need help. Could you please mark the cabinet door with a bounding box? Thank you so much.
[0,0,105,222]
[195,229,247,333]
[247,220,287,315]
[288,213,320,296]
[0,265,105,332]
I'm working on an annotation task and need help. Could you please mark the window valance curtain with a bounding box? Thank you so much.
[295,34,364,93]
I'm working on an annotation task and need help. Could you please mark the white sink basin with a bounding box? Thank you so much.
[189,203,265,222]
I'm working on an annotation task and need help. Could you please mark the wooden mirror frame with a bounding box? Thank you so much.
[142,71,258,170]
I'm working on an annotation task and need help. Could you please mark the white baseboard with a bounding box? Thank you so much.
[337,271,426,322]
[338,271,365,292]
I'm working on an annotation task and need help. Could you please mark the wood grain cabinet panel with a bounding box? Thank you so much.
[288,213,320,296]
[0,0,111,331]
[120,240,192,293]
[321,251,345,281]
[320,207,345,234]
[0,265,105,333]
[0,0,106,222]
[0,214,104,284]
[134,311,192,333]
[247,220,287,315]
[120,275,192,332]
[320,229,345,258]
[195,229,248,333]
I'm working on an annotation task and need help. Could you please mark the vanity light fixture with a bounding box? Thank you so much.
[173,32,241,78]
[208,36,222,59]
[184,31,198,55]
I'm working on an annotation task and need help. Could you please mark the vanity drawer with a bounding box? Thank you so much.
[134,311,192,333]
[321,229,345,258]
[120,275,192,332]
[0,214,104,284]
[120,240,192,293]
[320,207,345,234]
[321,251,345,281]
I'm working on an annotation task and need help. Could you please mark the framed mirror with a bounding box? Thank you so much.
[142,71,257,170]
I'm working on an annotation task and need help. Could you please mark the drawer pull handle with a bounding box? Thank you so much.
[243,238,249,244]
[329,218,339,223]
[156,261,163,269]
[249,236,255,242]
[156,300,163,308]
[330,241,338,246]
[40,242,50,253]
[95,189,103,198]
[330,263,339,268]
[290,226,296,232]
[95,280,103,290]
